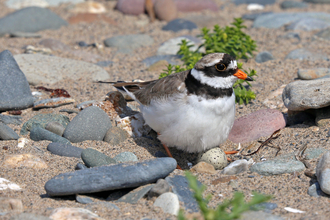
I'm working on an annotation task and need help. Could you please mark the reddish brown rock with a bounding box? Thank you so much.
[154,0,177,21]
[228,109,286,143]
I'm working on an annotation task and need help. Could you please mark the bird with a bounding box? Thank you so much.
[105,53,252,166]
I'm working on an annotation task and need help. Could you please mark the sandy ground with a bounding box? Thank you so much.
[1,0,330,219]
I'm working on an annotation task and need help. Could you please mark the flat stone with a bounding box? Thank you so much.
[142,55,181,67]
[103,127,129,145]
[113,152,138,163]
[117,184,154,204]
[14,54,110,85]
[47,142,83,158]
[45,158,177,196]
[30,127,70,144]
[0,50,34,112]
[315,28,330,40]
[308,182,323,197]
[304,0,330,3]
[104,34,154,53]
[222,159,249,175]
[228,109,286,143]
[255,51,274,63]
[298,68,330,80]
[76,195,93,204]
[63,106,112,143]
[45,121,65,136]
[165,175,199,212]
[0,114,22,125]
[81,148,116,167]
[153,192,180,216]
[286,18,330,31]
[233,0,275,5]
[280,1,308,9]
[49,207,103,220]
[0,197,23,212]
[250,160,305,176]
[148,179,171,199]
[162,19,197,32]
[316,151,330,195]
[4,154,48,169]
[0,7,67,36]
[242,12,273,21]
[253,202,278,212]
[157,36,200,55]
[10,213,51,220]
[241,211,284,220]
[0,122,19,140]
[282,78,330,111]
[10,31,42,38]
[285,48,328,61]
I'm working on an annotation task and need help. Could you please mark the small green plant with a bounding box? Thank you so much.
[178,172,272,220]
[159,18,257,104]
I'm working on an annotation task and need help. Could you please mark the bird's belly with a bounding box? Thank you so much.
[141,93,236,153]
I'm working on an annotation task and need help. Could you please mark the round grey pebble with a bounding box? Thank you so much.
[81,148,116,167]
[0,122,19,140]
[113,152,138,163]
[47,142,83,158]
[103,127,129,145]
[148,179,171,199]
[255,51,274,63]
[45,121,65,136]
[30,126,70,144]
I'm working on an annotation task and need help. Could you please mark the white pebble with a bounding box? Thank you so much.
[154,192,180,216]
[17,138,28,148]
[247,3,264,10]
[284,207,305,213]
[0,178,22,190]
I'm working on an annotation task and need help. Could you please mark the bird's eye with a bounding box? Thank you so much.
[215,63,226,71]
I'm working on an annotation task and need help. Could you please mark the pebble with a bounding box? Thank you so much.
[242,12,273,21]
[0,122,19,140]
[282,78,330,111]
[165,175,199,212]
[285,48,329,61]
[0,197,23,212]
[211,176,237,184]
[316,151,330,195]
[162,19,197,32]
[233,0,275,5]
[190,161,217,174]
[95,60,114,67]
[278,147,326,161]
[38,38,69,51]
[253,202,278,213]
[24,45,52,55]
[4,154,48,169]
[49,207,103,220]
[0,50,34,112]
[241,211,284,220]
[45,121,65,136]
[20,113,69,135]
[222,159,249,175]
[10,213,51,220]
[280,1,308,9]
[63,106,112,143]
[255,51,274,63]
[75,163,88,170]
[308,182,323,197]
[298,68,330,80]
[116,113,151,137]
[30,127,70,144]
[104,34,154,53]
[0,7,67,36]
[315,27,330,40]
[81,148,116,167]
[0,178,21,190]
[103,127,129,145]
[197,148,227,170]
[247,3,265,10]
[76,195,93,204]
[0,114,22,125]
[45,158,177,196]
[117,184,154,204]
[305,0,330,3]
[47,142,83,158]
[33,98,75,110]
[14,54,109,85]
[148,179,171,199]
[228,109,286,143]
[157,36,200,55]
[286,18,330,31]
[6,0,84,9]
[9,31,42,38]
[142,55,181,66]
[253,12,330,29]
[263,84,286,109]
[153,192,180,216]
[154,0,177,21]
[113,152,138,163]
[250,160,305,176]
[17,137,28,148]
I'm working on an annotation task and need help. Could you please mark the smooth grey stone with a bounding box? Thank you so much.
[9,213,51,220]
[315,27,330,40]
[6,0,84,9]
[104,34,154,53]
[304,0,330,3]
[148,179,171,199]
[285,48,329,61]
[250,160,305,176]
[59,109,79,114]
[298,68,330,80]
[30,126,70,144]
[75,163,88,170]
[106,188,132,201]
[280,1,308,9]
[95,60,114,67]
[14,54,110,85]
[242,12,273,21]
[241,211,284,220]
[9,32,42,38]
[308,182,323,197]
[157,36,200,56]
[47,142,83,158]
[0,50,34,111]
[44,158,177,196]
[0,7,67,36]
[63,106,112,143]
[103,127,129,145]
[45,121,65,136]
[81,148,116,167]
[253,202,278,213]
[20,113,70,135]
[278,148,326,161]
[281,32,301,41]
[142,55,181,67]
[253,12,330,29]
[39,38,70,51]
[0,114,22,125]
[0,122,19,140]
[255,51,274,63]
[117,184,154,204]
[162,19,197,32]
[165,175,199,212]
[113,152,138,163]
[282,78,330,111]
[233,0,275,5]
[153,192,180,216]
[76,195,93,204]
[286,18,330,31]
[316,151,330,195]
[222,159,249,175]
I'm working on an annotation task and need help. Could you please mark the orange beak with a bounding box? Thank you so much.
[233,69,253,81]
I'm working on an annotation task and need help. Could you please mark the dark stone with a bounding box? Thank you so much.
[81,148,116,167]
[255,51,274,63]
[30,127,70,144]
[95,60,114,67]
[242,12,273,21]
[280,1,308,9]
[0,114,22,125]
[162,19,197,32]
[0,50,34,112]
[76,195,93,204]
[44,158,177,196]
[47,142,83,158]
[116,184,154,204]
[233,0,275,5]
[0,122,19,140]
[148,179,171,199]
[155,151,167,157]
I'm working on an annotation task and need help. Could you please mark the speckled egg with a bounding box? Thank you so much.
[197,148,227,170]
